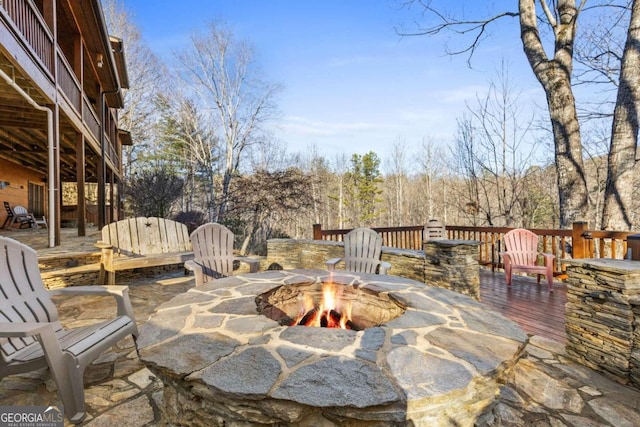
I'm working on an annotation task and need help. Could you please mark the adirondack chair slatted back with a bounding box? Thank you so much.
[0,237,61,364]
[190,223,235,278]
[344,228,383,274]
[3,201,12,218]
[1,202,12,228]
[503,229,539,265]
[102,217,191,256]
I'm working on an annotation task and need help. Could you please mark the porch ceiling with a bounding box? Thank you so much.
[0,57,100,182]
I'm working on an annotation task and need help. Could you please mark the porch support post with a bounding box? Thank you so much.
[76,135,86,236]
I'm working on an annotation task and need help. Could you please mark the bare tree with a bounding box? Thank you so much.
[330,154,351,229]
[123,166,184,218]
[447,62,542,227]
[155,94,219,220]
[399,0,590,227]
[416,137,448,222]
[383,140,409,226]
[101,0,164,178]
[227,168,315,255]
[174,22,282,221]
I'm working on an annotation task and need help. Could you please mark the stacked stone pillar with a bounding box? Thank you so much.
[565,259,640,385]
[423,239,481,300]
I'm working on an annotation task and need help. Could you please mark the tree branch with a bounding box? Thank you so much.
[397,3,518,66]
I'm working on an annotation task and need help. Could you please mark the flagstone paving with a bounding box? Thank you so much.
[1,227,640,425]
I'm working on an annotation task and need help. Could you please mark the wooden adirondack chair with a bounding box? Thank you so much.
[185,223,260,286]
[2,202,34,229]
[0,236,138,423]
[326,227,391,274]
[501,228,555,292]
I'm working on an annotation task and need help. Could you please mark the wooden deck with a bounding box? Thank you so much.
[479,268,567,344]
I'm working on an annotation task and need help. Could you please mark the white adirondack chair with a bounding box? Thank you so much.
[0,236,138,423]
[185,223,260,286]
[326,227,391,274]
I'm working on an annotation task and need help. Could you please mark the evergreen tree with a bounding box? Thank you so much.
[347,151,384,226]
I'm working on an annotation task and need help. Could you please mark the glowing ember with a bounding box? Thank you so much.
[290,282,359,330]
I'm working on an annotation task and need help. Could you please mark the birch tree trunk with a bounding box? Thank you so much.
[601,0,640,230]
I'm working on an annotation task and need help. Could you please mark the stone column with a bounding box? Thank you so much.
[423,239,480,300]
[565,259,640,385]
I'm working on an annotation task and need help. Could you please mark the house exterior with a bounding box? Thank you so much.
[0,0,130,246]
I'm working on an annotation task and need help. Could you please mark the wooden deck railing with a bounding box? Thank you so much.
[57,53,82,111]
[1,0,54,75]
[312,222,640,277]
[2,0,119,166]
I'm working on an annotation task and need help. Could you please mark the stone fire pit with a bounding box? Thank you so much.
[137,269,527,426]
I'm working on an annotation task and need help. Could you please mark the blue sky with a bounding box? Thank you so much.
[122,1,542,164]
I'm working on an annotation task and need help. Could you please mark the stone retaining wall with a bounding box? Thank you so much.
[40,258,261,290]
[40,238,481,298]
[266,238,480,299]
[39,252,102,271]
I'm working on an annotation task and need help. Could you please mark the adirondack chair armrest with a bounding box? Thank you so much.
[95,241,113,250]
[0,322,57,338]
[379,261,391,275]
[325,257,343,271]
[49,286,137,330]
[184,259,197,272]
[184,259,205,286]
[540,252,555,264]
[234,256,260,273]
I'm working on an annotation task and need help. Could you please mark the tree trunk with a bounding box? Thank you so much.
[601,0,640,231]
[519,0,589,227]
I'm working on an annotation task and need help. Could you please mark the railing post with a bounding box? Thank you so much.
[572,221,589,259]
[313,224,322,240]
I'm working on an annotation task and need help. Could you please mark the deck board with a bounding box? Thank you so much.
[479,269,567,344]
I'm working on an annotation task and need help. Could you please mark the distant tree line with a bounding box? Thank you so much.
[101,0,639,254]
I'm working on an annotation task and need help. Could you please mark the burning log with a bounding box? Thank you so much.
[298,307,319,326]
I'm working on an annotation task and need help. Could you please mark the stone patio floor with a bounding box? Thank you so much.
[1,227,640,426]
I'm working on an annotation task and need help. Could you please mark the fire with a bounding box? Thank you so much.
[291,282,356,329]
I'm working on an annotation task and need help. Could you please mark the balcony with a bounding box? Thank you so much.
[0,0,122,181]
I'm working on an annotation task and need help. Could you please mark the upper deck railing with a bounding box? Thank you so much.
[1,0,119,160]
[312,222,640,277]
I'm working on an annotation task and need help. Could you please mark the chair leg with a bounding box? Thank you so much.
[57,356,87,424]
[546,271,554,293]
[39,334,86,424]
[505,265,512,286]
[503,255,513,286]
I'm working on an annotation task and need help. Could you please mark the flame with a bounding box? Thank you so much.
[292,282,354,329]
